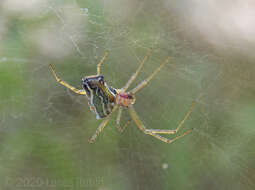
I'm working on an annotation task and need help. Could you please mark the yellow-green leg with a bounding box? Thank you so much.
[145,101,196,134]
[122,48,152,91]
[128,102,195,143]
[116,107,131,133]
[97,51,109,75]
[49,64,86,95]
[89,106,117,143]
[131,56,171,94]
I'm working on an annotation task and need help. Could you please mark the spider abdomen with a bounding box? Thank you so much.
[115,93,135,107]
[87,87,114,119]
[82,77,115,119]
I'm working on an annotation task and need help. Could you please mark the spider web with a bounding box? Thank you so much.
[1,0,255,190]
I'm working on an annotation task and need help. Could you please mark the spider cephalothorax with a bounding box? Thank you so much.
[115,91,136,107]
[49,48,195,144]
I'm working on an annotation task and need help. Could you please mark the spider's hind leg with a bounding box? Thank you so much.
[89,116,111,143]
[97,51,108,75]
[88,106,117,143]
[49,64,86,95]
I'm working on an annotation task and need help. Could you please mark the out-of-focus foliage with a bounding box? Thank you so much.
[0,0,255,190]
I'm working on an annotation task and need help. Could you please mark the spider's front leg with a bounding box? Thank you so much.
[131,56,171,94]
[122,48,152,91]
[128,102,195,143]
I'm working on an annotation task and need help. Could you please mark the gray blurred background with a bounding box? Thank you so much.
[0,0,255,190]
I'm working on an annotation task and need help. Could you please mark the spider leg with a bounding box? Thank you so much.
[122,48,152,91]
[128,104,194,143]
[142,129,193,144]
[49,64,86,95]
[97,51,109,75]
[116,107,131,133]
[88,106,117,143]
[146,101,196,134]
[130,56,171,94]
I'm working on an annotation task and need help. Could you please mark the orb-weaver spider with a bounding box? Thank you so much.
[49,48,195,144]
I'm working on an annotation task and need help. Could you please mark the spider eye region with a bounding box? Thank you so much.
[115,92,136,107]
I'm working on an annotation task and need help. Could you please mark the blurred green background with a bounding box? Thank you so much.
[1,0,255,189]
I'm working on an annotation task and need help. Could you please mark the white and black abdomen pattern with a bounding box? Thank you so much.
[83,81,114,119]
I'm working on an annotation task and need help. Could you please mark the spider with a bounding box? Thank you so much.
[49,48,196,144]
